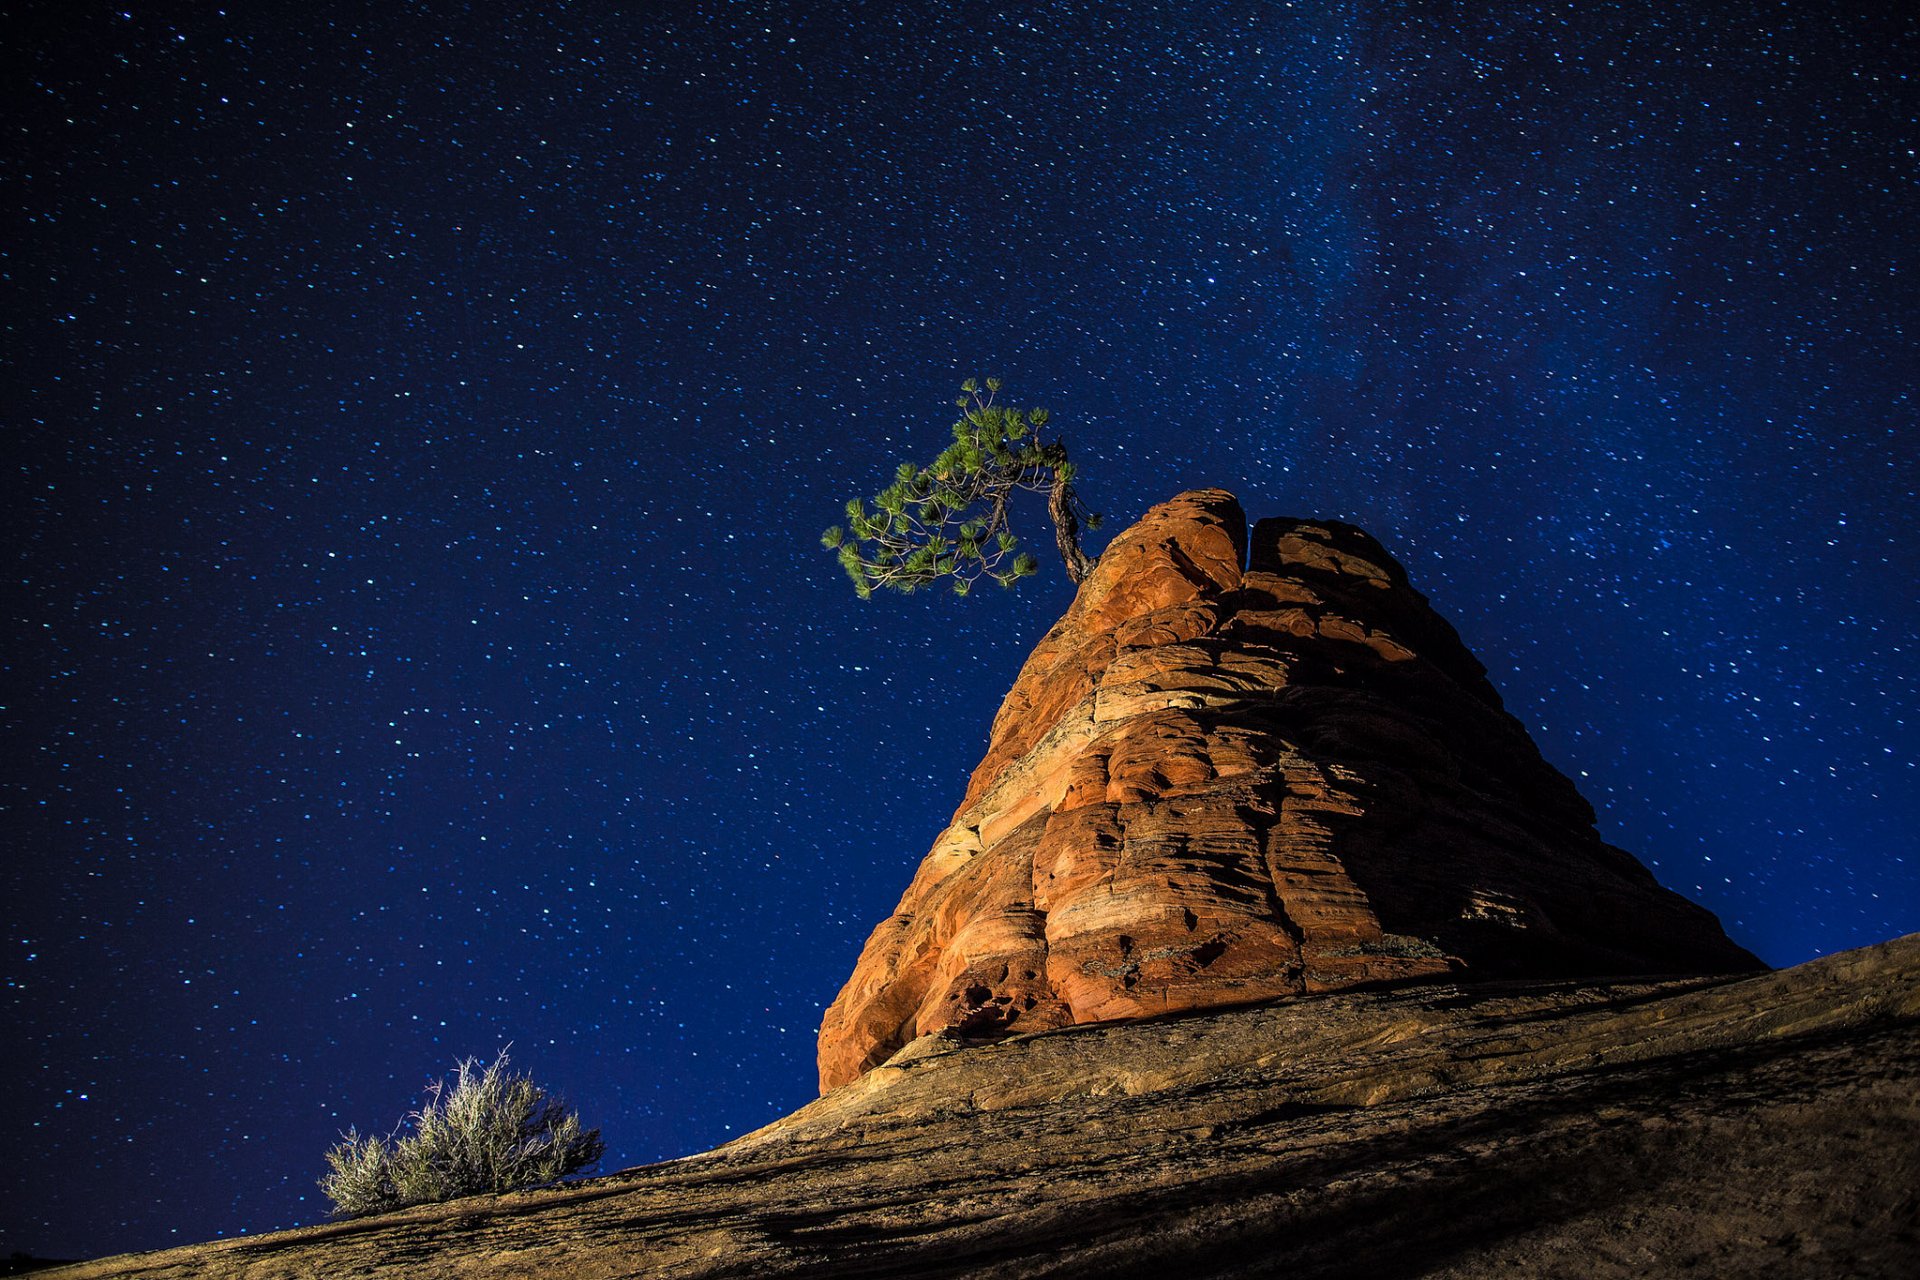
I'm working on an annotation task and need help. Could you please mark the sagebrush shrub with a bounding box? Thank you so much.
[319,1049,605,1218]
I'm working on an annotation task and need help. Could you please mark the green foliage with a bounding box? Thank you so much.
[317,1131,396,1218]
[824,378,1098,597]
[318,1049,605,1219]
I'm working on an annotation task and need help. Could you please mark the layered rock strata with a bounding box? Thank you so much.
[819,489,1760,1091]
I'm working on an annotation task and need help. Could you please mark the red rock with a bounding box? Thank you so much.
[817,490,1761,1092]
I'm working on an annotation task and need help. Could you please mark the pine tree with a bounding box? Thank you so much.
[822,379,1100,598]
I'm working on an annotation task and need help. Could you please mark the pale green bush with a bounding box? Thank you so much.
[319,1050,604,1218]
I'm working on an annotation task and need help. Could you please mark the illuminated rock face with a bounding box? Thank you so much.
[817,489,1761,1093]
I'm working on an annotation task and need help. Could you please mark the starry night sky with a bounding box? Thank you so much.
[5,0,1915,1261]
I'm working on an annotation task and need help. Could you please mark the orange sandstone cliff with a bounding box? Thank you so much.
[818,489,1760,1091]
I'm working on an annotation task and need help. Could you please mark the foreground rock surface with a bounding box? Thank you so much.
[819,489,1759,1091]
[51,934,1920,1279]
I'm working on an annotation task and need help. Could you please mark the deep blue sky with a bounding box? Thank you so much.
[5,0,1914,1261]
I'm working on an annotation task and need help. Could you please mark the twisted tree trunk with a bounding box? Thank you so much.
[1048,476,1095,585]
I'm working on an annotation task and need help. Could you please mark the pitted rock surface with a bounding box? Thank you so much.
[818,489,1760,1092]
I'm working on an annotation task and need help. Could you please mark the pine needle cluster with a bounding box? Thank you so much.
[318,1050,605,1218]
[822,378,1099,598]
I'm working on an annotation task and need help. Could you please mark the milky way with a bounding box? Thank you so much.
[5,1,1914,1259]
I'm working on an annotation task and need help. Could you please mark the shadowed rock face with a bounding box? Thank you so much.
[46,936,1920,1280]
[818,489,1760,1092]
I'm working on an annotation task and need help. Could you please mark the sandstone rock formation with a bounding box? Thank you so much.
[47,934,1920,1279]
[818,489,1760,1091]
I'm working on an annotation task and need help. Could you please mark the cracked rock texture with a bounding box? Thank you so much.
[818,489,1760,1091]
[48,935,1920,1279]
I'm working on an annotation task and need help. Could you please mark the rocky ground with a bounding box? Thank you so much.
[46,931,1920,1279]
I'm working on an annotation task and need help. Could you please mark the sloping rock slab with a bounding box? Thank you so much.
[49,933,1920,1279]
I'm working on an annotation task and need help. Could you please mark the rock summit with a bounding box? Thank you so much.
[819,489,1760,1091]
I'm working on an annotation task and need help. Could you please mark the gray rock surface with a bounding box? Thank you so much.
[48,933,1920,1279]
